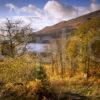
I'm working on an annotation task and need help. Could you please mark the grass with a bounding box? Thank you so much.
[0,54,100,99]
[50,76,100,97]
[0,54,35,83]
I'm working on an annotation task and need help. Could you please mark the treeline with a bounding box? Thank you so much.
[49,17,100,78]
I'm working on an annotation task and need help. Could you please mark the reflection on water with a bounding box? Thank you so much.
[27,43,50,52]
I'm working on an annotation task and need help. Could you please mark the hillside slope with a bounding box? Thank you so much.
[35,10,100,37]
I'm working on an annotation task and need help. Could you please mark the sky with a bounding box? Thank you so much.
[0,0,100,31]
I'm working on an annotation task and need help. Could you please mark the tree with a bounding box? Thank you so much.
[66,17,100,78]
[0,19,32,57]
[49,29,68,78]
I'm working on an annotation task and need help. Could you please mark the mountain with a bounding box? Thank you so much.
[34,10,100,38]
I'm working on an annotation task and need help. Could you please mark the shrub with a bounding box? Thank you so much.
[27,64,56,100]
[32,64,47,81]
[0,82,28,100]
[27,80,56,100]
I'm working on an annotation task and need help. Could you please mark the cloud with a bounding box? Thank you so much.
[75,7,89,16]
[74,0,100,16]
[5,1,77,20]
[89,0,100,11]
[44,0,77,20]
[6,3,44,18]
[20,4,36,13]
[4,0,100,31]
[20,4,46,19]
[90,3,100,11]
[6,3,16,12]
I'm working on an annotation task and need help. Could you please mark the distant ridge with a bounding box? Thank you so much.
[35,10,100,37]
